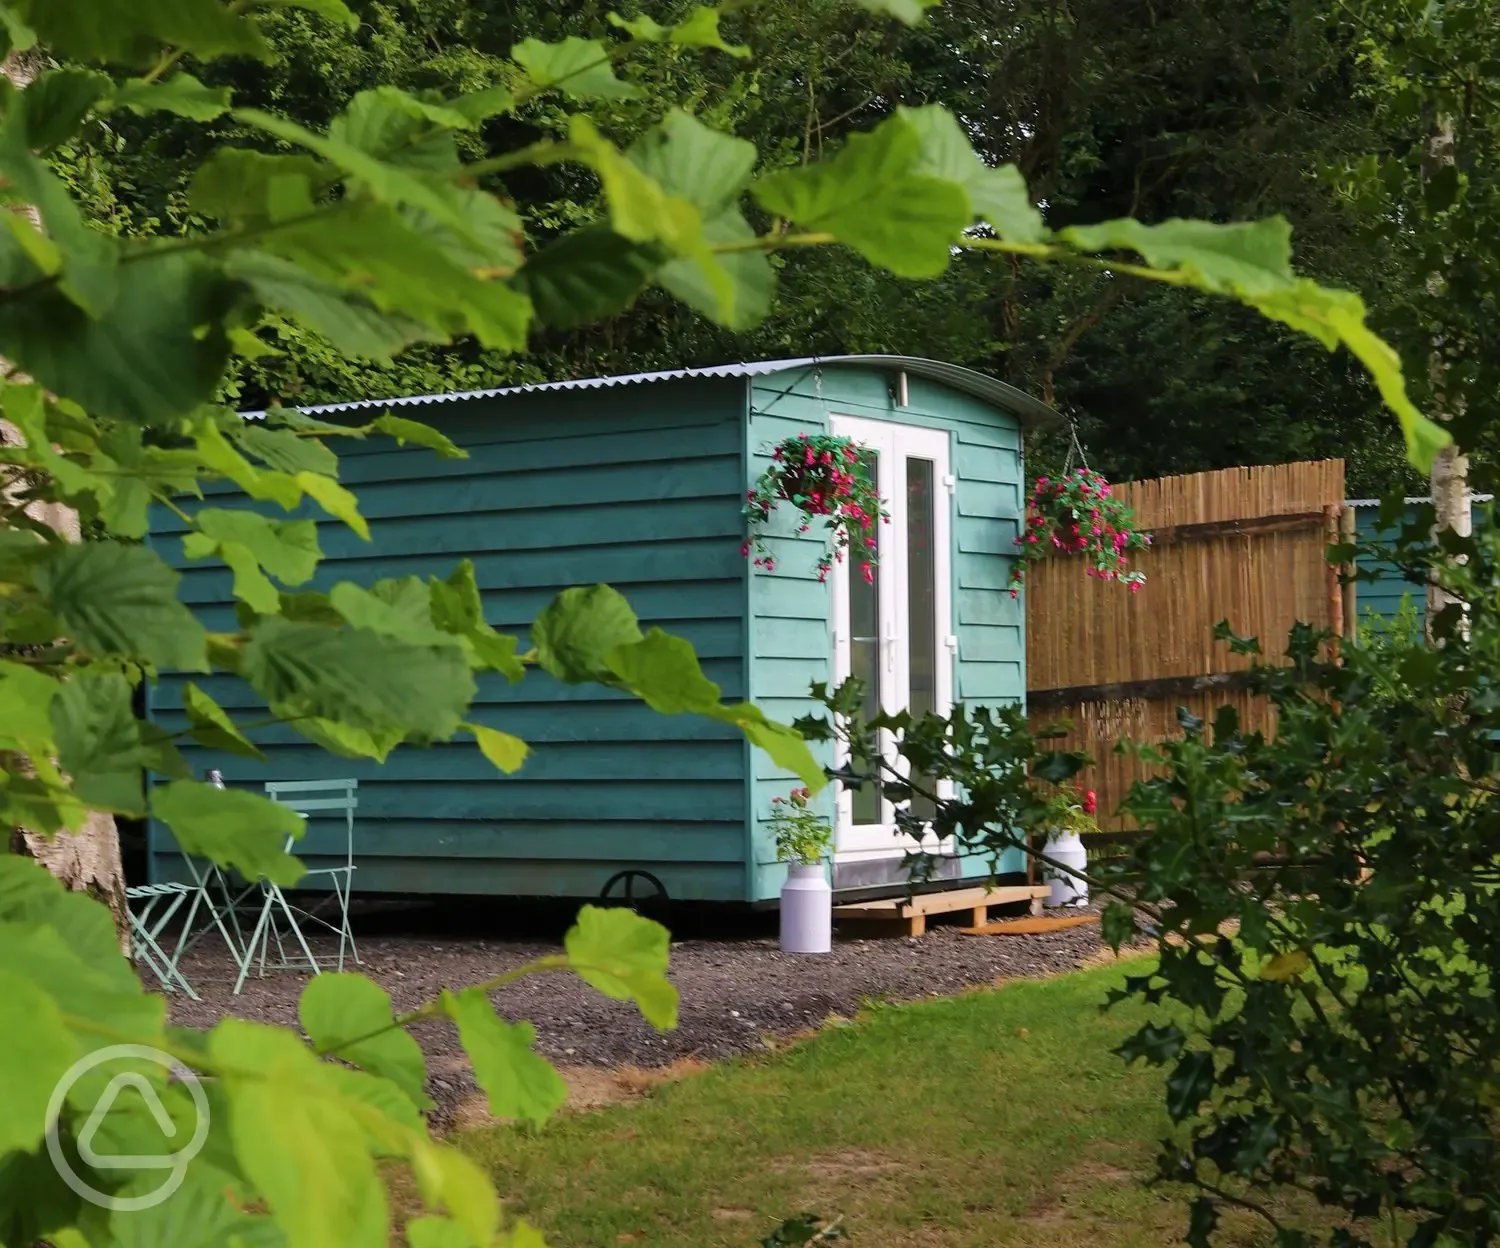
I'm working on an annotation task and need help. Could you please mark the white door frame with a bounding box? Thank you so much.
[830,415,954,861]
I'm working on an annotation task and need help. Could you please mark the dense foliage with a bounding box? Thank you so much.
[808,503,1500,1245]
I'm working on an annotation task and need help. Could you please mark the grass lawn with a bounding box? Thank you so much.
[454,955,1286,1248]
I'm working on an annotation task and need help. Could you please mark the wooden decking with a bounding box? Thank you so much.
[833,884,1050,936]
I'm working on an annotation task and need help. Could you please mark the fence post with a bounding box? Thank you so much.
[1324,504,1344,659]
[1339,505,1358,640]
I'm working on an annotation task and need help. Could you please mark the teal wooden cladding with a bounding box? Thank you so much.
[1350,498,1491,634]
[146,361,1038,903]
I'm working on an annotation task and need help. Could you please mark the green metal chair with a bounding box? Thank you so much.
[126,884,200,999]
[233,779,359,994]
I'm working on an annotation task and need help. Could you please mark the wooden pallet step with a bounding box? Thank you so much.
[833,884,1050,936]
[958,913,1100,937]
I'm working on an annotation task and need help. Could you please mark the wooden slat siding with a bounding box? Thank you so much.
[1349,499,1487,633]
[1026,460,1346,830]
[147,380,754,900]
[743,370,1028,899]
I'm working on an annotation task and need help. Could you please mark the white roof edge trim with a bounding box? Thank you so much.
[237,355,1062,430]
[1346,494,1493,507]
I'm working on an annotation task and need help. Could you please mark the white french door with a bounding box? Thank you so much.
[830,416,954,859]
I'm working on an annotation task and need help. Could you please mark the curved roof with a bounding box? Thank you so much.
[242,354,1060,430]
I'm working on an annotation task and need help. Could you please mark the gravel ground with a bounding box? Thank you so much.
[165,899,1134,1127]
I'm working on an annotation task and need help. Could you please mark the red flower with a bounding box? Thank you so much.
[1082,789,1097,815]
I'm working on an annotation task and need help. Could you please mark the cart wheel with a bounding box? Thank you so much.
[598,869,670,908]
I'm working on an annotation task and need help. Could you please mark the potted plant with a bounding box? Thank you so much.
[772,785,834,953]
[1009,468,1151,597]
[1040,784,1097,908]
[744,432,889,584]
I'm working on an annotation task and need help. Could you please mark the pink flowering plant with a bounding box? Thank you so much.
[744,432,889,584]
[1009,467,1151,596]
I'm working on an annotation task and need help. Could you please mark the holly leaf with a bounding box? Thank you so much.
[1166,1050,1216,1122]
[511,36,639,99]
[152,779,305,885]
[299,974,431,1109]
[464,723,529,774]
[34,541,209,670]
[181,682,266,761]
[564,904,678,1029]
[752,113,969,276]
[442,988,567,1126]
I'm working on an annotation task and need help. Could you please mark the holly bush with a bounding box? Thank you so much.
[804,503,1500,1246]
[0,0,1464,1245]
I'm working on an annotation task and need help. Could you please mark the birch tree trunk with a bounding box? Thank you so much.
[1424,113,1470,640]
[1,48,129,950]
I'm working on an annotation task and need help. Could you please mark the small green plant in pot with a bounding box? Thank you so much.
[773,786,834,953]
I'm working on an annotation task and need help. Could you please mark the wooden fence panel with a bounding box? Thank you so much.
[1025,460,1346,829]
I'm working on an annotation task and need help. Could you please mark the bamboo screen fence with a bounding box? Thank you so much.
[1024,459,1347,830]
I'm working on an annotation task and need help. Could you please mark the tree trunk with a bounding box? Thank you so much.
[0,48,129,951]
[1424,114,1469,640]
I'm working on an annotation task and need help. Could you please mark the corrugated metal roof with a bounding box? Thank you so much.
[240,355,1060,430]
[1346,494,1493,507]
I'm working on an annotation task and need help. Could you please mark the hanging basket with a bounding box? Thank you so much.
[1010,468,1151,596]
[743,433,890,584]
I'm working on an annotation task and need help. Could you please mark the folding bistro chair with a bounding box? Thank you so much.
[126,884,200,999]
[234,779,359,994]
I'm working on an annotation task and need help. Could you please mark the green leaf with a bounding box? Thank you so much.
[1186,1196,1218,1248]
[255,0,359,30]
[234,423,340,477]
[608,7,749,56]
[409,1138,499,1248]
[299,974,430,1109]
[188,149,328,227]
[368,414,466,459]
[428,561,524,679]
[514,226,662,329]
[565,905,678,1029]
[442,987,567,1127]
[112,73,231,120]
[898,105,1043,242]
[0,253,236,424]
[330,579,455,647]
[226,249,438,359]
[752,114,969,276]
[298,471,370,540]
[1166,1050,1216,1121]
[849,0,941,20]
[1259,949,1311,981]
[106,1165,281,1248]
[0,856,136,991]
[35,541,209,670]
[211,1019,386,1248]
[19,68,111,151]
[605,629,827,791]
[567,116,676,244]
[152,779,305,886]
[181,682,266,761]
[464,723,529,774]
[189,508,322,587]
[242,615,475,743]
[450,85,515,123]
[9,0,270,66]
[531,584,643,683]
[406,1217,471,1248]
[0,660,60,754]
[52,672,147,815]
[512,36,639,100]
[0,969,76,1154]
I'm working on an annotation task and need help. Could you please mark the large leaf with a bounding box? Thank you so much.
[51,672,147,815]
[463,723,529,774]
[514,226,662,329]
[564,905,678,1029]
[34,541,209,671]
[329,579,456,647]
[0,252,237,424]
[152,779,305,886]
[752,114,969,277]
[189,149,329,227]
[608,7,749,56]
[112,73,232,120]
[1056,216,1448,470]
[0,661,59,755]
[441,988,567,1126]
[211,1019,386,1248]
[511,36,639,99]
[368,414,466,459]
[531,585,643,683]
[899,105,1044,242]
[234,424,340,478]
[408,1138,499,1248]
[8,0,270,66]
[849,0,942,19]
[181,682,266,761]
[427,561,524,679]
[299,974,430,1109]
[605,629,827,791]
[18,68,111,151]
[241,616,475,742]
[328,87,468,171]
[186,508,321,588]
[0,969,75,1155]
